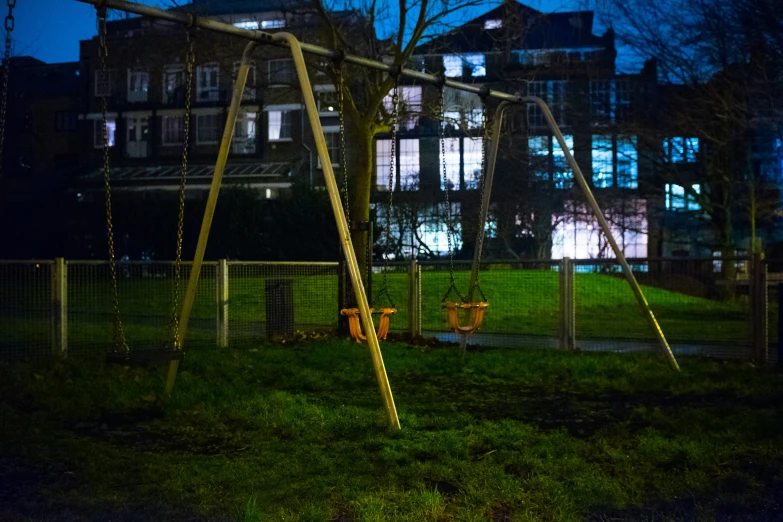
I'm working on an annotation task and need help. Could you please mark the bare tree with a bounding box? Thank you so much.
[598,0,783,264]
[309,0,490,269]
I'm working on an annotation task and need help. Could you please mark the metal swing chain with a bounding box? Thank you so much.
[0,0,16,184]
[337,65,350,228]
[376,74,398,309]
[98,7,129,354]
[169,28,195,350]
[470,101,489,302]
[439,86,464,304]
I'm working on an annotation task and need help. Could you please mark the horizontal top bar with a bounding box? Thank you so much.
[76,0,528,103]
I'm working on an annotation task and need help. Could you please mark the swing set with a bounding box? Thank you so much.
[74,0,681,430]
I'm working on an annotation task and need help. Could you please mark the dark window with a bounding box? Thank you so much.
[55,111,78,131]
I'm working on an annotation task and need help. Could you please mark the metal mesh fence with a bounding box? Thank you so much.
[67,261,216,355]
[418,260,561,338]
[572,257,752,357]
[227,262,338,345]
[0,257,778,361]
[768,259,781,362]
[370,262,410,332]
[0,261,53,359]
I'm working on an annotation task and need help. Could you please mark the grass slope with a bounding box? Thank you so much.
[1,340,782,521]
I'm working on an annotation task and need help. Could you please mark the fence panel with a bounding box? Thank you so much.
[67,261,216,355]
[0,261,53,359]
[228,262,338,345]
[418,260,561,340]
[370,262,410,332]
[573,257,752,357]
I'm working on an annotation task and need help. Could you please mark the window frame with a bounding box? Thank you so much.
[267,59,295,86]
[196,62,220,102]
[93,118,116,148]
[161,114,185,146]
[267,110,293,141]
[94,69,113,98]
[127,69,149,103]
[162,64,185,104]
[196,113,221,145]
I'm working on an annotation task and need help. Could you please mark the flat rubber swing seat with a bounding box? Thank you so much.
[442,301,489,334]
[340,308,397,343]
[106,349,185,366]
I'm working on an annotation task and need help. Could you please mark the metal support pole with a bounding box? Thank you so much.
[164,41,257,394]
[777,283,782,367]
[408,259,421,337]
[750,253,768,364]
[273,32,400,429]
[467,101,510,301]
[534,98,680,371]
[216,259,229,348]
[51,257,67,358]
[559,257,575,350]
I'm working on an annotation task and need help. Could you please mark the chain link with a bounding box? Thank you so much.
[439,86,464,304]
[469,101,489,302]
[375,75,399,309]
[337,66,350,228]
[168,28,195,350]
[0,0,16,187]
[98,7,129,354]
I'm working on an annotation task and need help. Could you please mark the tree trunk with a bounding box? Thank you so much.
[346,120,375,279]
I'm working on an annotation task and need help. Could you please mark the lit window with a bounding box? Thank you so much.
[484,19,502,29]
[93,118,116,148]
[421,203,462,255]
[233,20,259,30]
[196,114,221,144]
[94,70,113,97]
[592,135,613,188]
[616,136,638,188]
[161,115,184,145]
[663,137,699,163]
[528,136,550,181]
[163,65,185,104]
[529,135,574,188]
[268,59,295,85]
[665,183,701,211]
[440,138,460,190]
[376,139,392,190]
[465,54,486,77]
[261,19,285,29]
[127,69,149,103]
[268,110,292,140]
[233,111,257,154]
[197,63,220,102]
[443,89,483,130]
[552,135,575,189]
[443,55,462,77]
[442,54,486,77]
[591,135,638,188]
[463,137,483,189]
[233,61,257,100]
[399,139,419,189]
[317,89,339,112]
[324,132,340,167]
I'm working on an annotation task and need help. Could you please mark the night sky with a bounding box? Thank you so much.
[14,0,598,64]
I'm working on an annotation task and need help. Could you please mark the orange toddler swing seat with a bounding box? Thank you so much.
[340,307,397,343]
[441,301,488,334]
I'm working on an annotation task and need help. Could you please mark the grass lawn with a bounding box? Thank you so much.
[1,339,782,521]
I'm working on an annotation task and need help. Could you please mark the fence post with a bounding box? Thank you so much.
[216,259,229,348]
[408,259,421,337]
[778,283,782,367]
[51,258,67,358]
[559,257,575,350]
[749,253,768,363]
